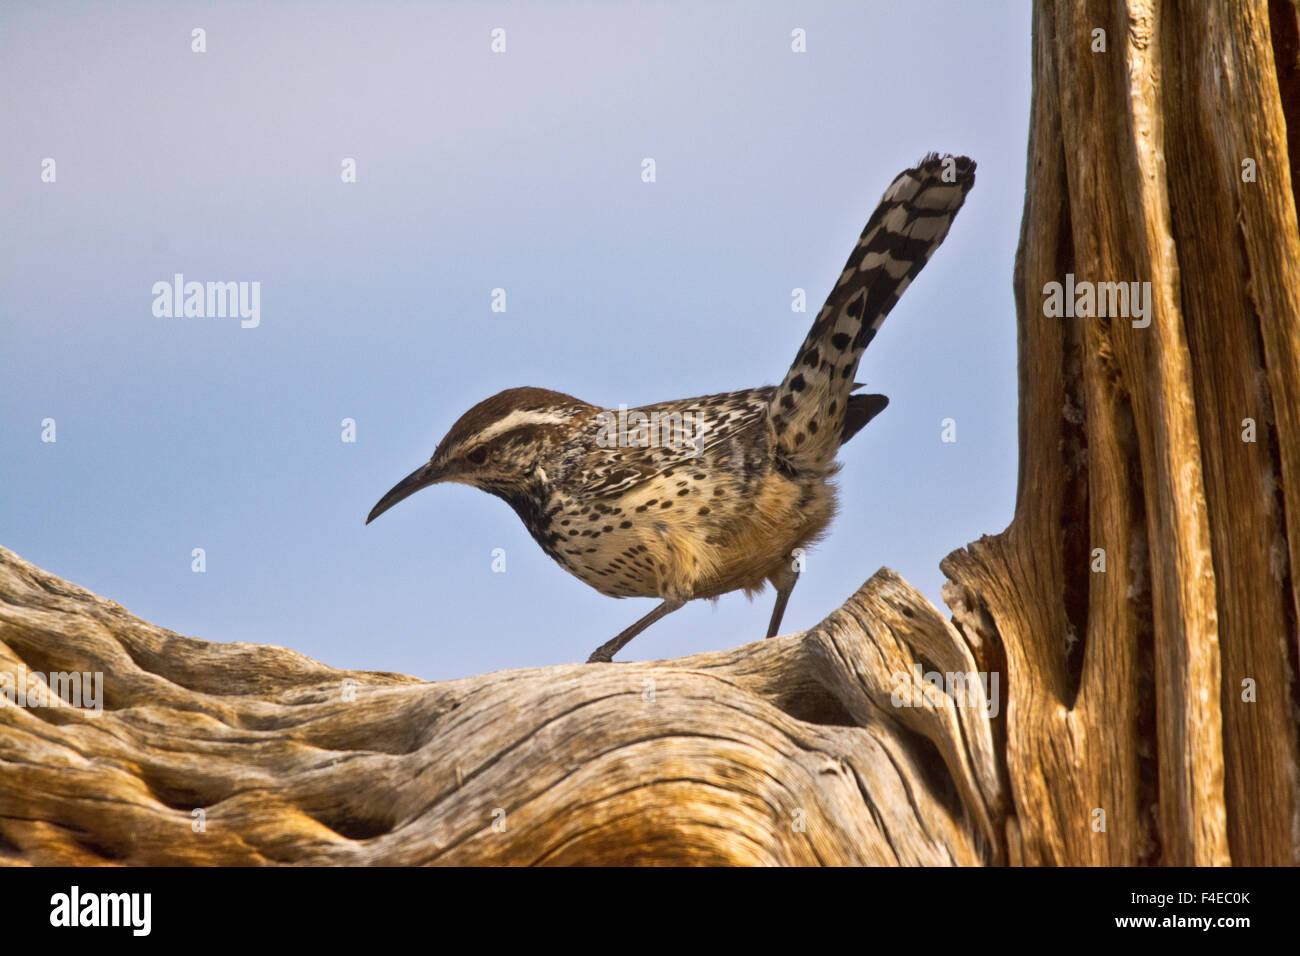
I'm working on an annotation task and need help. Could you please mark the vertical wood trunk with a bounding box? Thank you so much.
[942,0,1300,865]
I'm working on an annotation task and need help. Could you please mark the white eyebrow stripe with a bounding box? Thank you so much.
[470,408,573,445]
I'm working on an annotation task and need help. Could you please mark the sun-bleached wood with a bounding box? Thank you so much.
[0,546,999,866]
[941,0,1300,865]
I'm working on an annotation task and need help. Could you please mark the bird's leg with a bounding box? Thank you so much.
[587,599,685,663]
[765,568,800,638]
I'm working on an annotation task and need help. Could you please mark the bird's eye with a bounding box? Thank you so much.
[466,445,489,465]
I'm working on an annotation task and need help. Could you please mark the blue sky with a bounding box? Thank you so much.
[1,1,1029,679]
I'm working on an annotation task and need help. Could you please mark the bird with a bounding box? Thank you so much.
[367,153,975,662]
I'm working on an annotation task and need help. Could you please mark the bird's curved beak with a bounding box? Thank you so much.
[366,460,445,524]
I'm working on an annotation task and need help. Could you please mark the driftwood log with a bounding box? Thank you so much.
[4,0,1300,866]
[0,547,1000,865]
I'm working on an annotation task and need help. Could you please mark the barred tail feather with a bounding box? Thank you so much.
[769,153,975,470]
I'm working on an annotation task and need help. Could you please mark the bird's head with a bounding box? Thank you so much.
[366,387,592,524]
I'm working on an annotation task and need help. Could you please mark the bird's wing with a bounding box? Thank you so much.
[566,387,773,499]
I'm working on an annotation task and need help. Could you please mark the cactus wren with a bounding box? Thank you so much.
[368,153,975,662]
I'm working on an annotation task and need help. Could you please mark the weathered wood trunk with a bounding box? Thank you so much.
[941,0,1300,865]
[2,0,1298,866]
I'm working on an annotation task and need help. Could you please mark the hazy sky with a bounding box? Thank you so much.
[1,1,1030,679]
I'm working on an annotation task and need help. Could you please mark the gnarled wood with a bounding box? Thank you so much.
[942,0,1300,866]
[0,547,1000,866]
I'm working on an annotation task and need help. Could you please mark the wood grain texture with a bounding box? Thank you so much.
[943,0,1300,865]
[0,547,999,866]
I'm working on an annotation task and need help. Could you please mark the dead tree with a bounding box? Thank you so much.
[939,0,1300,866]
